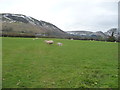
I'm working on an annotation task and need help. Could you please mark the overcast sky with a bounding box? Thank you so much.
[0,0,119,32]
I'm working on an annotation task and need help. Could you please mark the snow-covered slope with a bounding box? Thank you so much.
[67,31,108,39]
[105,28,119,38]
[1,13,68,38]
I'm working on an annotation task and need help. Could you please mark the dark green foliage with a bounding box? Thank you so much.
[107,36,116,42]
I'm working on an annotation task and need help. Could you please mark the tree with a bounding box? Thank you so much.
[107,31,116,42]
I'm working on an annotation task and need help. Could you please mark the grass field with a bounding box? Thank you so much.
[2,37,118,88]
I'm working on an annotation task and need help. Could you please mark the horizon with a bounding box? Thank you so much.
[0,0,118,32]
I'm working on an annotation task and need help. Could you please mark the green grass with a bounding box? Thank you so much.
[2,37,118,88]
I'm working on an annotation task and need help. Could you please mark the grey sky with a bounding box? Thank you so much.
[0,0,119,32]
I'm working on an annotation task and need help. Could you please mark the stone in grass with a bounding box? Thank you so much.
[52,82,55,85]
[16,80,21,86]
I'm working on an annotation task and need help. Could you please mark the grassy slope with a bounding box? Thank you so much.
[2,22,46,33]
[2,37,118,88]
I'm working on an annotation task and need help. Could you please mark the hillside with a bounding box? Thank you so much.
[105,28,119,38]
[67,28,119,41]
[0,13,69,38]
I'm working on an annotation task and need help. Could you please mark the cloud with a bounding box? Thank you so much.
[0,0,118,32]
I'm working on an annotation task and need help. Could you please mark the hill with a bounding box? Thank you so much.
[67,28,119,41]
[0,13,69,38]
[0,13,119,41]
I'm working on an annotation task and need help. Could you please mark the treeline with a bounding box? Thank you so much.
[1,27,119,42]
[1,32,120,42]
[1,34,119,42]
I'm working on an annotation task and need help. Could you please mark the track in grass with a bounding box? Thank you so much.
[2,37,118,88]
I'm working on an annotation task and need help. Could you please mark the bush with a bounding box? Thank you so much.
[107,36,116,42]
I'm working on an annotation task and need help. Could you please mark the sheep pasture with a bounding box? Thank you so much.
[2,37,118,88]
